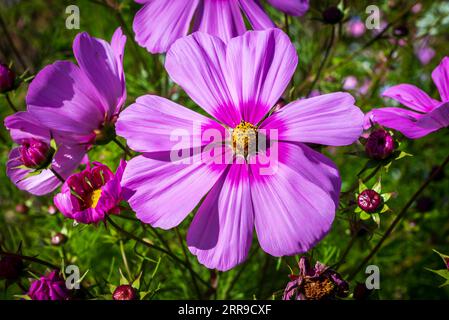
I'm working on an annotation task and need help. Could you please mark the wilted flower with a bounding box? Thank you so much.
[117,29,364,271]
[27,28,126,147]
[0,255,23,280]
[322,6,344,24]
[365,128,395,160]
[133,0,309,53]
[283,256,349,300]
[0,63,15,93]
[28,270,71,300]
[5,112,86,195]
[54,160,126,224]
[113,285,138,300]
[366,56,449,139]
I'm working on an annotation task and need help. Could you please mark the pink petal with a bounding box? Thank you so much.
[27,61,104,139]
[225,28,298,125]
[4,111,50,143]
[165,32,242,127]
[187,163,254,271]
[417,101,449,130]
[261,92,364,146]
[73,29,126,118]
[249,142,339,256]
[267,0,309,16]
[122,147,230,229]
[116,95,225,153]
[369,107,439,139]
[133,0,199,54]
[431,56,449,102]
[193,0,246,42]
[239,0,275,29]
[382,84,439,112]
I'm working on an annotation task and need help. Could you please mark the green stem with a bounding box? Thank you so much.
[5,93,18,112]
[176,228,202,299]
[348,153,449,281]
[0,251,59,270]
[113,137,132,159]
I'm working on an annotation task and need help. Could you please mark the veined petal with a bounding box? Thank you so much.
[187,163,254,271]
[382,84,439,112]
[417,101,449,131]
[133,0,199,54]
[116,95,225,153]
[369,107,438,139]
[261,92,363,146]
[267,0,309,16]
[249,142,339,256]
[239,0,275,30]
[225,28,298,124]
[122,147,230,229]
[73,28,126,118]
[166,32,242,127]
[193,0,246,42]
[4,111,50,143]
[27,61,104,139]
[431,56,449,102]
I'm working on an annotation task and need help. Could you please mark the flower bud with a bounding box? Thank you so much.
[0,255,23,280]
[365,129,394,160]
[113,284,138,300]
[322,6,343,24]
[19,138,54,169]
[15,203,29,215]
[28,270,71,300]
[0,63,15,93]
[358,189,382,213]
[393,25,409,38]
[51,233,68,246]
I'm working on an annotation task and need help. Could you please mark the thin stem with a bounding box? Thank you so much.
[0,251,59,270]
[50,168,65,183]
[176,227,202,299]
[5,93,18,112]
[113,137,132,159]
[106,216,211,289]
[0,13,27,71]
[306,25,335,97]
[348,153,449,281]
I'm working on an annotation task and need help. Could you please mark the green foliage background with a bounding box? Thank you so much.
[1,0,449,299]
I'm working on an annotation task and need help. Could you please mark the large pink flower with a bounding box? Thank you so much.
[26,28,127,146]
[133,0,309,53]
[116,29,364,271]
[365,56,449,139]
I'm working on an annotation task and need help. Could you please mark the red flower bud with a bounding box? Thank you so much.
[358,189,382,213]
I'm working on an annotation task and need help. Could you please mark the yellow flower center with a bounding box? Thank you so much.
[232,121,258,157]
[90,189,102,208]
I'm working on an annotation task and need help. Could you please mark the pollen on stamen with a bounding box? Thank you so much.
[231,121,258,158]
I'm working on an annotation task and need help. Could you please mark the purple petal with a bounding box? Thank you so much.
[267,0,309,16]
[249,142,339,256]
[133,0,199,54]
[226,28,298,124]
[431,56,449,102]
[4,111,50,143]
[261,92,364,146]
[165,32,242,127]
[239,0,275,29]
[417,101,449,130]
[193,0,246,42]
[116,95,225,153]
[73,28,126,118]
[122,148,229,229]
[27,61,104,140]
[382,84,439,112]
[369,107,439,139]
[187,163,254,271]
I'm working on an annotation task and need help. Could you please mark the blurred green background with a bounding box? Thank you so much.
[1,0,449,299]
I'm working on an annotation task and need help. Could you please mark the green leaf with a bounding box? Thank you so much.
[360,211,371,220]
[395,151,412,160]
[381,192,393,202]
[372,177,382,193]
[358,179,368,193]
[380,204,390,213]
[354,206,362,213]
[372,213,380,226]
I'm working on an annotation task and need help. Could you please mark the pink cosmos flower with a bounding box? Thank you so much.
[26,28,126,146]
[28,270,71,300]
[54,160,126,224]
[133,0,309,53]
[116,29,364,271]
[365,56,449,139]
[5,112,86,195]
